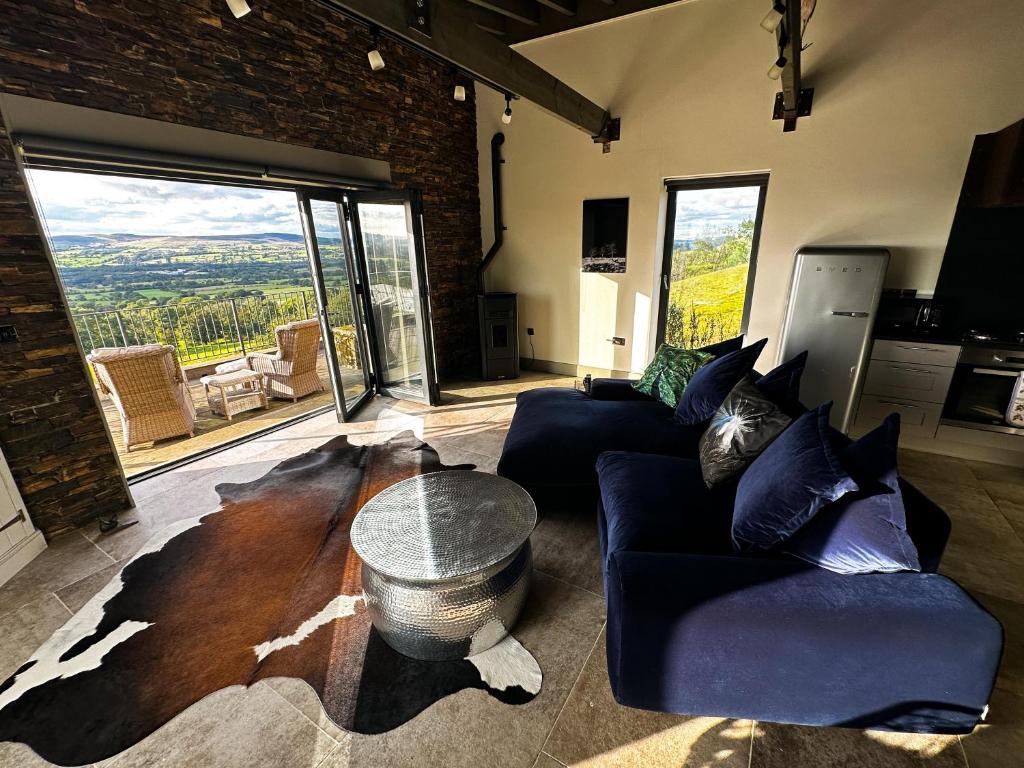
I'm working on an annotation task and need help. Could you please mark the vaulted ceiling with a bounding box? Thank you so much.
[317,0,810,140]
[463,0,682,44]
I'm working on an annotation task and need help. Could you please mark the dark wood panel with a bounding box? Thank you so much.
[470,6,510,35]
[466,0,540,26]
[478,0,679,44]
[535,0,577,15]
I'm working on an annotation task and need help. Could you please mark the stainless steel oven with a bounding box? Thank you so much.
[943,346,1024,435]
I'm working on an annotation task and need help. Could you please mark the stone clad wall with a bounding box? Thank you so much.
[0,122,131,536]
[0,0,482,536]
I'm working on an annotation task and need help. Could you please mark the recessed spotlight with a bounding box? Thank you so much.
[225,0,251,19]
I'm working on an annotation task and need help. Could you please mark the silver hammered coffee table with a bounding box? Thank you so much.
[350,470,537,661]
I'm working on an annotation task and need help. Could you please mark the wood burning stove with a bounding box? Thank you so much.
[478,293,518,380]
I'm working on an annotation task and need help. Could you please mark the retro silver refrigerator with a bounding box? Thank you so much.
[778,247,890,433]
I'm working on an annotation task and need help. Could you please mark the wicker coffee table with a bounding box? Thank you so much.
[199,369,268,421]
[350,471,537,661]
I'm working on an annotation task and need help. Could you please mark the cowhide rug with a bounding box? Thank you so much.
[0,432,542,767]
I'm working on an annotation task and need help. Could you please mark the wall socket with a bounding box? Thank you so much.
[526,328,535,336]
[609,336,625,346]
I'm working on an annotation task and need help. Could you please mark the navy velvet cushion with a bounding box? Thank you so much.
[733,402,859,551]
[782,414,921,574]
[756,350,808,412]
[674,338,768,425]
[700,335,744,358]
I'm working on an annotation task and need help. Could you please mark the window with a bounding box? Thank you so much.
[657,175,768,348]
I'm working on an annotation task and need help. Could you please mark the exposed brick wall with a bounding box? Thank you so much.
[0,0,483,536]
[0,121,131,536]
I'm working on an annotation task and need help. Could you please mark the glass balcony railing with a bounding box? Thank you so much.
[73,289,353,367]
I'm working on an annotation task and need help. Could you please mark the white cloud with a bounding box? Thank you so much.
[27,170,304,237]
[673,186,761,240]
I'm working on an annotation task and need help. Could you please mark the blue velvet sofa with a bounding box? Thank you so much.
[497,379,1004,734]
[496,378,701,506]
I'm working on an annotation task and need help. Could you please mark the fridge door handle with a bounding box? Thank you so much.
[831,311,870,318]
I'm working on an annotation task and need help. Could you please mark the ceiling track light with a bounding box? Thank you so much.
[452,69,466,102]
[367,27,385,72]
[760,3,785,33]
[767,56,787,80]
[501,93,513,125]
[225,0,251,19]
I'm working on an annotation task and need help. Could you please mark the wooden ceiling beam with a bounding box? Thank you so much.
[317,0,614,139]
[535,0,578,15]
[465,0,540,26]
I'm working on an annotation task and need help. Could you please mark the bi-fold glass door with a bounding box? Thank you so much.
[347,190,439,405]
[298,189,438,421]
[299,193,373,421]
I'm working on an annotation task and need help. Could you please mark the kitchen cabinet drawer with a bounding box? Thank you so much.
[871,339,961,368]
[856,395,942,438]
[863,360,955,404]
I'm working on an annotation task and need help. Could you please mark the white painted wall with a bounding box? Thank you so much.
[476,0,1024,375]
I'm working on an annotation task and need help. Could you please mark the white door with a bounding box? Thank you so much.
[0,449,46,586]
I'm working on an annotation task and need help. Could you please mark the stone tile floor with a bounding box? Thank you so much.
[0,370,1021,767]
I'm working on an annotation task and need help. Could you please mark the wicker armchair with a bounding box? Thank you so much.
[246,319,325,401]
[88,345,196,451]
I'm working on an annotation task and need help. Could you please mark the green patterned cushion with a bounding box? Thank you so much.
[632,345,714,407]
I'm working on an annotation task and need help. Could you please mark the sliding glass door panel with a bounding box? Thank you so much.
[348,191,438,405]
[299,194,373,420]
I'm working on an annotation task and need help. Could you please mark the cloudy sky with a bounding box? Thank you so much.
[673,185,761,240]
[28,170,305,237]
[28,168,756,242]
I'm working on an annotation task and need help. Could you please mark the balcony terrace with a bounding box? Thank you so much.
[77,290,364,477]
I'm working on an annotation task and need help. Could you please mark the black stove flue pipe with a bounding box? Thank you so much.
[477,132,506,295]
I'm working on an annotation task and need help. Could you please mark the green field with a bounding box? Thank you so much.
[671,263,747,316]
[194,282,307,296]
[664,263,748,348]
[49,233,314,314]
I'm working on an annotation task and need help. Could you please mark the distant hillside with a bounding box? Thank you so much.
[49,232,306,249]
[47,232,324,271]
[48,230,388,314]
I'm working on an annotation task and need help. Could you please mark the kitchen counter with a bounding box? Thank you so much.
[873,332,963,345]
[874,331,1024,352]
